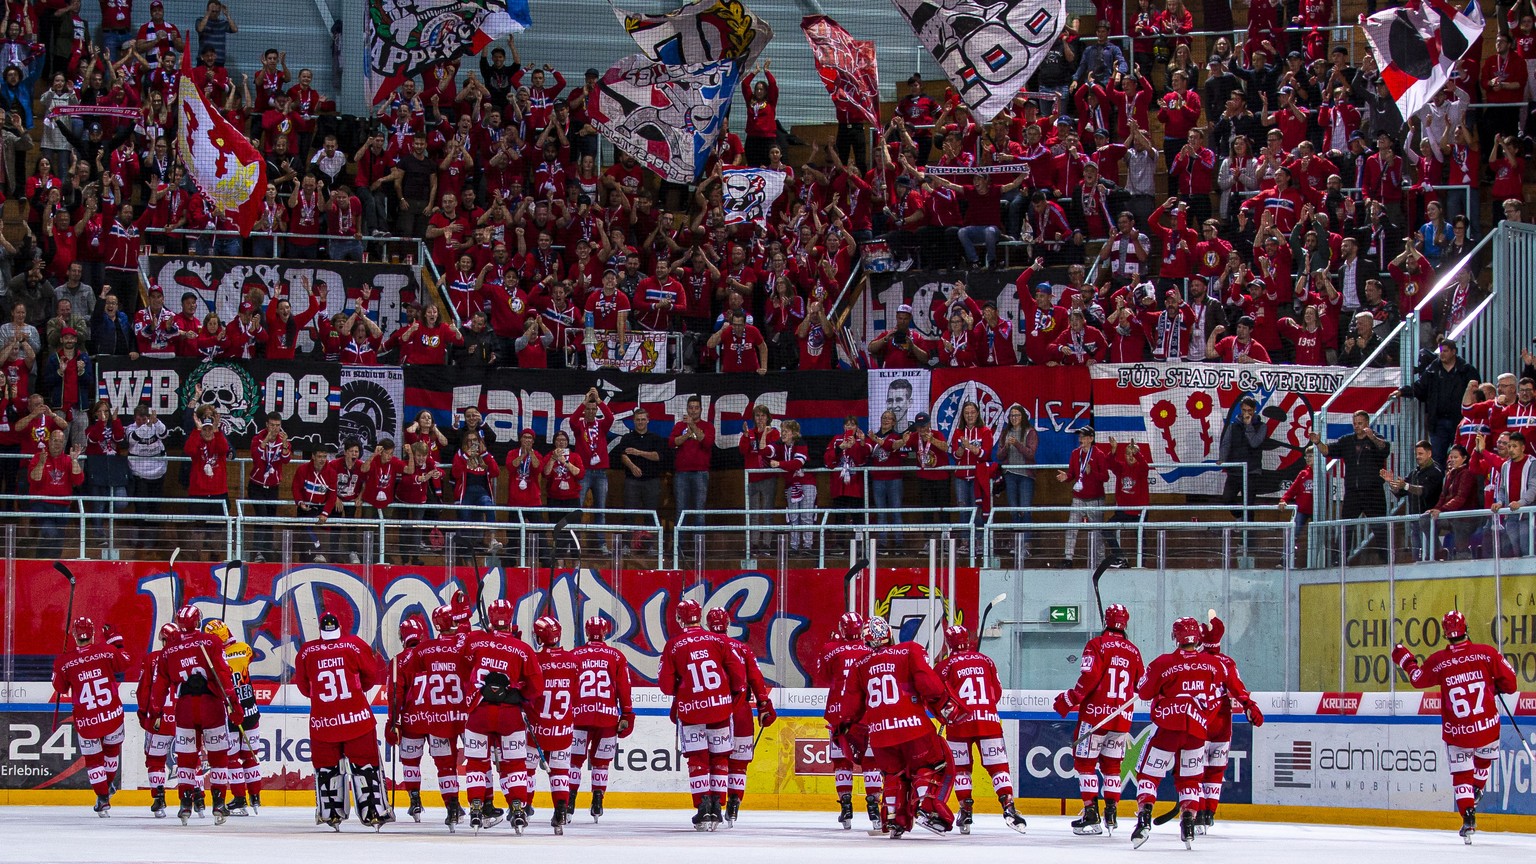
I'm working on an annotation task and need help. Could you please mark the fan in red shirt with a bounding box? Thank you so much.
[1205,315,1272,363]
[1393,610,1519,842]
[709,308,767,373]
[52,616,132,816]
[825,417,873,509]
[294,610,389,829]
[828,617,960,837]
[1050,308,1107,365]
[705,607,776,825]
[658,598,747,829]
[1128,616,1228,849]
[1054,603,1145,835]
[150,605,239,824]
[183,404,230,543]
[397,304,464,365]
[936,624,1028,833]
[568,615,635,821]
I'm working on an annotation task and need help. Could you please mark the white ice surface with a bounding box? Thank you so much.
[3,806,1534,863]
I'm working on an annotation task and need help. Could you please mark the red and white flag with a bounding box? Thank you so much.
[1359,0,1484,123]
[176,50,266,235]
[801,15,879,126]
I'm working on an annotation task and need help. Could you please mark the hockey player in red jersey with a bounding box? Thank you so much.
[659,598,747,830]
[829,617,959,837]
[1393,610,1519,843]
[816,611,883,830]
[400,603,473,827]
[137,622,179,817]
[1196,615,1264,832]
[1128,616,1226,849]
[385,616,430,822]
[529,615,576,833]
[936,623,1026,834]
[294,611,389,830]
[53,617,131,817]
[1054,603,1145,836]
[706,606,776,826]
[149,605,240,825]
[463,599,544,833]
[569,615,634,822]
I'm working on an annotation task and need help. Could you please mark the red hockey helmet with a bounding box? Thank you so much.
[175,604,202,632]
[399,617,426,648]
[863,617,893,649]
[584,615,613,642]
[1172,616,1202,645]
[1103,603,1130,632]
[674,598,703,628]
[943,624,971,652]
[486,599,515,632]
[71,616,95,645]
[431,605,456,636]
[158,622,179,645]
[533,615,562,648]
[836,612,864,641]
[1443,610,1468,641]
[706,607,731,635]
[1202,616,1226,652]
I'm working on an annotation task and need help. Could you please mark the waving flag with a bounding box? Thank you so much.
[721,168,786,227]
[588,55,741,184]
[801,15,880,125]
[176,51,265,235]
[1359,0,1483,124]
[365,0,532,106]
[612,0,772,65]
[890,0,1067,122]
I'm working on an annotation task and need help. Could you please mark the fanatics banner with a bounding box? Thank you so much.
[588,55,742,184]
[339,365,405,450]
[889,0,1067,122]
[721,168,787,228]
[365,0,530,106]
[146,255,426,349]
[801,15,880,125]
[586,331,672,373]
[612,0,773,66]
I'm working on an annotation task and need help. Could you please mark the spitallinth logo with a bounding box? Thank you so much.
[181,361,259,438]
[931,380,1006,443]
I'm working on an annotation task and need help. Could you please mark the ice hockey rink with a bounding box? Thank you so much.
[5,807,1535,863]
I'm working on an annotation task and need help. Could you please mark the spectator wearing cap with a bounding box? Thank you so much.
[1058,426,1111,568]
[1203,56,1241,125]
[28,428,81,557]
[131,285,178,358]
[868,304,930,369]
[1399,338,1479,463]
[222,299,266,360]
[903,410,951,524]
[1206,314,1270,363]
[1096,210,1149,285]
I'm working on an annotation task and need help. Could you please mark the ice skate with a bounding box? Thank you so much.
[1000,796,1027,834]
[407,791,423,822]
[1179,808,1196,849]
[1073,799,1102,835]
[150,787,167,818]
[589,789,604,822]
[508,800,528,835]
[176,792,193,826]
[957,797,973,835]
[227,795,248,817]
[838,792,853,829]
[1104,801,1119,834]
[93,794,111,818]
[443,799,464,832]
[725,793,740,827]
[1460,806,1476,844]
[1131,803,1153,848]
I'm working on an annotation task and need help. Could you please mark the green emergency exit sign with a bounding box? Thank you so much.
[1048,605,1080,624]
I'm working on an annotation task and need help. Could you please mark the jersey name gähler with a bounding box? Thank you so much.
[61,654,124,724]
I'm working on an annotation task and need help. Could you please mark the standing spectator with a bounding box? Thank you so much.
[868,409,908,541]
[29,428,81,557]
[246,412,291,562]
[195,0,237,66]
[1491,432,1535,557]
[1058,426,1110,568]
[124,403,167,546]
[290,445,332,562]
[1382,439,1444,561]
[949,401,992,526]
[504,429,543,512]
[1102,437,1147,568]
[81,399,127,544]
[908,411,950,524]
[361,438,405,531]
[183,401,231,556]
[824,415,872,519]
[617,408,664,553]
[39,326,90,417]
[1426,444,1479,559]
[398,440,443,564]
[708,308,767,373]
[1310,411,1392,564]
[1279,446,1317,566]
[1399,338,1479,463]
[669,395,713,527]
[569,386,614,551]
[1218,397,1264,520]
[768,419,814,552]
[542,430,585,523]
[867,304,931,369]
[319,439,365,562]
[740,61,778,166]
[740,403,781,555]
[995,404,1038,553]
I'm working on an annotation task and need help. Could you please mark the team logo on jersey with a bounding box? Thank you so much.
[930,380,1006,444]
[338,379,397,450]
[181,361,260,438]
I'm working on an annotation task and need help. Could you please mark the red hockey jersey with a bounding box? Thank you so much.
[936,649,1004,739]
[1066,631,1145,733]
[1398,640,1518,747]
[570,641,634,730]
[293,635,382,742]
[659,627,747,725]
[52,642,132,737]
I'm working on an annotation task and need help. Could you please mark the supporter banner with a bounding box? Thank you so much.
[721,168,787,228]
[587,331,671,373]
[96,357,339,449]
[365,0,530,106]
[1297,573,1536,691]
[801,15,879,125]
[0,559,977,689]
[177,49,266,235]
[1091,364,1400,496]
[589,55,741,184]
[339,366,405,450]
[47,104,142,120]
[146,256,423,348]
[889,0,1067,122]
[1012,714,1254,805]
[402,367,866,465]
[613,0,773,66]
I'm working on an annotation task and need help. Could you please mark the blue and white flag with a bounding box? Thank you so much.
[587,55,742,185]
[612,0,772,65]
[721,168,786,228]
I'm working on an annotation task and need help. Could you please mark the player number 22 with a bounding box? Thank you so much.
[1448,681,1486,719]
[579,669,612,700]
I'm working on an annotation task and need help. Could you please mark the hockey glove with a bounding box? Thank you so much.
[101,623,124,648]
[1053,692,1074,718]
[617,711,636,738]
[936,698,962,726]
[1390,643,1415,670]
[385,721,400,745]
[1242,700,1265,727]
[757,699,777,727]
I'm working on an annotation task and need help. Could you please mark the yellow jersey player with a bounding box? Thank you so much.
[203,619,263,815]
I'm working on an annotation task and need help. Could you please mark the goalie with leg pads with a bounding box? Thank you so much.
[294,612,391,830]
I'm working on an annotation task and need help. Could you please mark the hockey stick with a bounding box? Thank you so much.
[1153,803,1183,825]
[50,562,78,732]
[843,557,870,614]
[471,554,489,631]
[1070,696,1137,748]
[977,592,1007,641]
[1090,557,1113,626]
[219,559,242,622]
[388,652,399,818]
[195,642,251,752]
[1497,695,1536,760]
